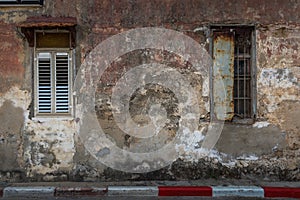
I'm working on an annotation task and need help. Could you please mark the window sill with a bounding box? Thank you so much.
[230,117,255,125]
[0,4,42,7]
[32,115,74,122]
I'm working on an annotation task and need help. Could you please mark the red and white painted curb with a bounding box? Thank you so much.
[0,186,299,198]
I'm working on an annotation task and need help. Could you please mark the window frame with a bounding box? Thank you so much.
[33,30,74,118]
[209,25,257,124]
[0,0,43,5]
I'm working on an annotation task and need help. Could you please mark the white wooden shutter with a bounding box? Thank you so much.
[55,52,70,113]
[37,52,52,113]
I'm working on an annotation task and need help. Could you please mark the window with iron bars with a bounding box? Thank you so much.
[211,26,256,122]
[0,0,43,5]
[233,29,252,118]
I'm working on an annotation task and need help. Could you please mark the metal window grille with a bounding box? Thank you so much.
[233,29,252,118]
[211,26,255,121]
[36,51,71,115]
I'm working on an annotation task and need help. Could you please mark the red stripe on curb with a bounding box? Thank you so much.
[263,187,300,198]
[158,186,212,196]
[54,187,107,197]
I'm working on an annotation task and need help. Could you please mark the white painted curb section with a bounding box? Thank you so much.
[3,186,55,198]
[212,186,264,197]
[108,186,158,196]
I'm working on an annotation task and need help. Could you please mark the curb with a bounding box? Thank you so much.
[3,187,55,198]
[55,187,107,197]
[263,187,300,198]
[108,186,158,196]
[158,186,212,196]
[212,186,264,197]
[0,186,299,198]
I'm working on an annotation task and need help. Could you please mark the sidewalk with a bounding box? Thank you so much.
[0,180,300,198]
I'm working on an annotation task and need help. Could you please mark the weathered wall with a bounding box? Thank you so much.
[256,26,300,169]
[0,0,299,181]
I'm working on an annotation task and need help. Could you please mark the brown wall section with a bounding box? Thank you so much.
[0,21,24,93]
[82,0,300,27]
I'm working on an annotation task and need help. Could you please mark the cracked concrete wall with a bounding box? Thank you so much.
[0,0,299,181]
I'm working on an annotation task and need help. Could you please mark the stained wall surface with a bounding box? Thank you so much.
[0,0,299,181]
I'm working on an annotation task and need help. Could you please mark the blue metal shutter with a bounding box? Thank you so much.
[213,32,235,120]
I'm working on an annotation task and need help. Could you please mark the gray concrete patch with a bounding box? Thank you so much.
[216,124,286,157]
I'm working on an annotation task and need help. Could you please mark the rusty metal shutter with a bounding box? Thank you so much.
[213,32,234,120]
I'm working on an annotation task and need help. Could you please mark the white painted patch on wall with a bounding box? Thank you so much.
[202,77,209,97]
[0,86,31,110]
[258,68,299,112]
[237,155,259,161]
[259,68,298,88]
[252,121,270,128]
[175,127,226,162]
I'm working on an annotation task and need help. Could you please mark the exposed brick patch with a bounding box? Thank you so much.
[0,21,24,93]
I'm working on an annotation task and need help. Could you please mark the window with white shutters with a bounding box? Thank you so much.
[33,30,74,117]
[36,51,72,115]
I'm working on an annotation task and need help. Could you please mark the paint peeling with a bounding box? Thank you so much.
[0,0,299,181]
[0,86,30,111]
[252,121,270,128]
[258,68,299,113]
[24,119,76,175]
[259,68,298,88]
[175,127,226,162]
[212,32,234,120]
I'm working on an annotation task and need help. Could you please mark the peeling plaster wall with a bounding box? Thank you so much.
[256,26,300,162]
[0,0,299,181]
[23,119,76,180]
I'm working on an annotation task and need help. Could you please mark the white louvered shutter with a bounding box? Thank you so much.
[37,52,52,113]
[55,52,70,113]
